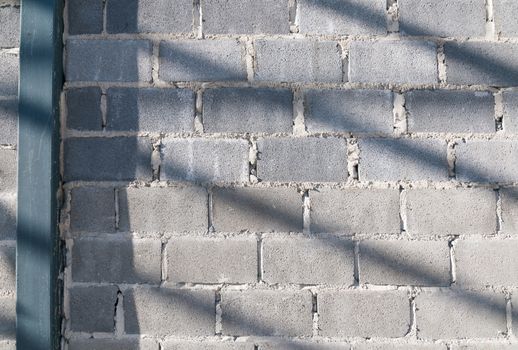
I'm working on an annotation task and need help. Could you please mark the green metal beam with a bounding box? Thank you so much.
[17,0,63,349]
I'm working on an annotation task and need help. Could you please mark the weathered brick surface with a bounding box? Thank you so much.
[304,89,393,133]
[167,237,257,283]
[70,187,116,233]
[359,240,451,286]
[118,186,208,233]
[72,238,161,283]
[106,88,195,132]
[311,188,400,234]
[221,290,313,336]
[203,0,289,34]
[298,0,386,35]
[66,88,103,131]
[0,195,16,240]
[68,338,158,350]
[67,0,103,35]
[257,137,348,182]
[502,90,518,133]
[494,0,518,37]
[319,290,410,337]
[399,0,486,37]
[212,187,303,233]
[349,41,437,84]
[124,287,215,336]
[203,88,293,133]
[159,40,246,82]
[405,90,495,133]
[163,340,254,350]
[66,39,152,82]
[0,7,19,47]
[0,53,18,96]
[358,138,448,181]
[161,138,249,183]
[69,285,119,333]
[404,189,497,236]
[416,290,507,339]
[254,40,342,83]
[0,99,17,145]
[262,236,355,285]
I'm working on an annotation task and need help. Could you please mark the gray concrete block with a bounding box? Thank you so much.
[203,0,289,34]
[358,138,448,181]
[107,0,192,33]
[494,0,518,37]
[67,0,103,35]
[68,338,158,350]
[72,238,161,284]
[405,188,496,236]
[259,342,351,350]
[298,0,386,35]
[406,90,495,133]
[399,0,486,37]
[0,246,15,293]
[0,297,15,338]
[69,285,119,333]
[203,88,293,133]
[355,345,446,350]
[159,40,247,82]
[502,90,518,133]
[164,341,253,350]
[454,345,518,350]
[0,195,16,240]
[0,53,18,95]
[254,39,342,83]
[0,342,15,350]
[106,88,195,132]
[212,187,303,233]
[444,42,518,87]
[160,138,249,183]
[500,187,518,234]
[349,41,437,85]
[66,88,103,131]
[256,137,348,182]
[514,293,518,336]
[221,289,313,336]
[66,39,152,82]
[0,150,16,192]
[456,141,518,183]
[0,6,19,47]
[0,99,17,145]
[416,289,506,339]
[311,188,400,234]
[305,89,393,134]
[455,240,518,288]
[124,287,215,336]
[70,187,116,233]
[64,137,152,181]
[118,186,208,233]
[262,236,355,285]
[319,290,410,337]
[359,240,451,286]
[167,237,257,283]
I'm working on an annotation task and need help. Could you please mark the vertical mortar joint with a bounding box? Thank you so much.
[386,0,399,34]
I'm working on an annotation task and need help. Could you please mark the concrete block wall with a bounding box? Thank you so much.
[62,0,518,349]
[0,0,18,348]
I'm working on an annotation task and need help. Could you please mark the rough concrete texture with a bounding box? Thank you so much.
[254,39,342,83]
[502,90,518,133]
[405,90,495,133]
[358,138,448,181]
[66,88,103,131]
[163,340,254,350]
[106,88,195,132]
[0,297,15,338]
[68,338,158,350]
[455,240,518,288]
[494,0,518,37]
[70,187,116,233]
[453,345,518,350]
[124,287,215,336]
[349,41,437,84]
[203,0,289,34]
[0,151,16,193]
[0,7,19,47]
[203,88,293,133]
[68,285,119,333]
[310,188,400,234]
[262,236,355,285]
[399,0,486,37]
[0,53,18,96]
[167,237,258,283]
[0,246,15,293]
[359,240,451,286]
[354,345,446,350]
[259,342,351,350]
[304,89,394,133]
[118,186,208,233]
[67,0,103,34]
[0,98,17,145]
[298,0,386,35]
[0,195,16,241]
[221,289,313,336]
[404,188,497,236]
[318,290,410,337]
[212,187,302,233]
[257,137,348,182]
[500,187,518,234]
[159,40,246,82]
[416,290,507,339]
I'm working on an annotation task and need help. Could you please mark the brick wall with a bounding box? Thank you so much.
[0,0,18,349]
[62,0,518,349]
